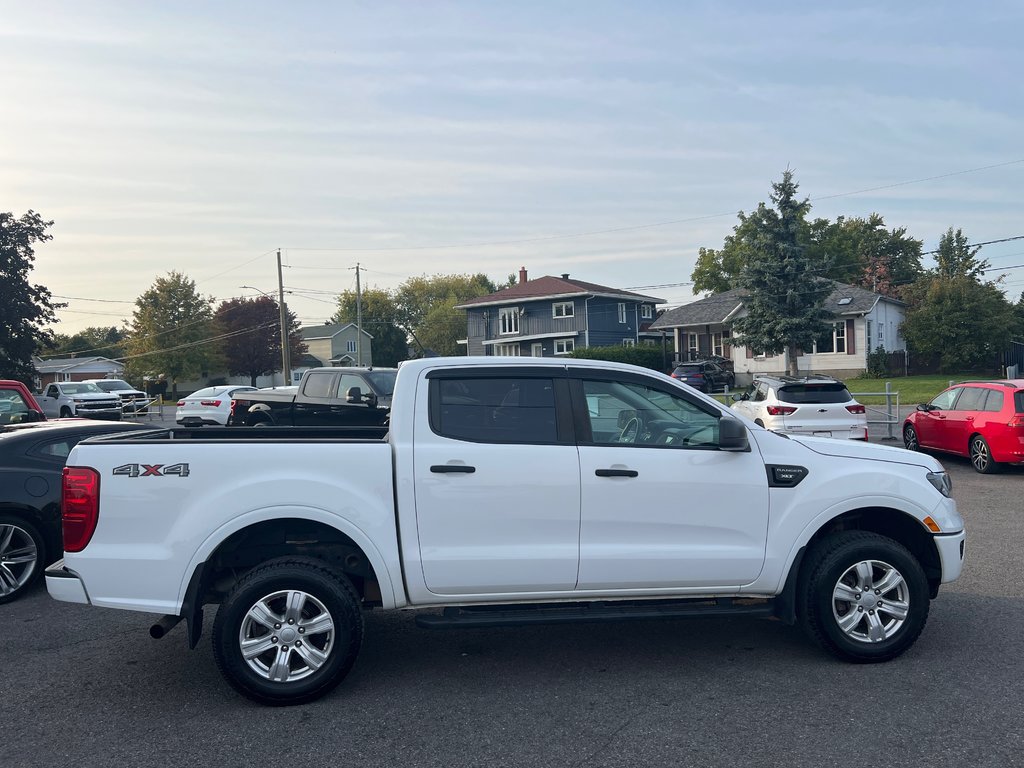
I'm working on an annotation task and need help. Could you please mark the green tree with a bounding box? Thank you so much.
[214,296,305,386]
[901,276,1013,372]
[43,326,127,360]
[0,211,63,384]
[124,272,215,397]
[934,227,989,279]
[395,273,497,356]
[329,287,408,367]
[729,171,834,376]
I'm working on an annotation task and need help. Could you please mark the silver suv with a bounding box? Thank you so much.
[731,375,867,440]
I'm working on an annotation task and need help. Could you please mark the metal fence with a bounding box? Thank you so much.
[849,384,901,441]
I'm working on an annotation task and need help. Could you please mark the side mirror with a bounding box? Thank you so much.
[345,386,363,404]
[718,416,750,452]
[916,403,935,412]
[26,409,46,423]
[731,393,747,402]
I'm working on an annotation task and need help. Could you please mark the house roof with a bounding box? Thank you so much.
[454,275,664,310]
[33,356,123,374]
[300,323,374,340]
[649,281,904,330]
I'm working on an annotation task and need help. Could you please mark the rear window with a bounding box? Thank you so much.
[777,383,852,404]
[190,387,229,398]
[364,371,397,396]
[431,377,558,443]
[954,387,988,411]
[674,365,702,374]
[1015,391,1024,413]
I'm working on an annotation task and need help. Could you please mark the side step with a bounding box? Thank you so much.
[415,598,777,629]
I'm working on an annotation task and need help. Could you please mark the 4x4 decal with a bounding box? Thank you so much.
[113,463,190,478]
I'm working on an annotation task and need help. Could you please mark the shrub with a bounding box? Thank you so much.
[568,345,666,372]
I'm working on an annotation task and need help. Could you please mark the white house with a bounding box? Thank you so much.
[649,281,906,382]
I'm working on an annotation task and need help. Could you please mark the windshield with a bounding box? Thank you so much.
[60,383,104,395]
[777,384,852,404]
[364,371,397,396]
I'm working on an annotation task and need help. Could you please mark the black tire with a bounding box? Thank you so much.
[903,424,919,452]
[969,434,1000,474]
[798,531,929,663]
[0,514,46,604]
[212,557,363,705]
[59,406,72,418]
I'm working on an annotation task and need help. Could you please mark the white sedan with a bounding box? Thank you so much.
[176,385,257,426]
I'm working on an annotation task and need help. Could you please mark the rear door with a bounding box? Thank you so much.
[291,370,339,425]
[412,369,581,595]
[573,371,769,590]
[940,385,987,455]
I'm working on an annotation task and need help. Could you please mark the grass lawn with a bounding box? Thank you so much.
[843,374,999,404]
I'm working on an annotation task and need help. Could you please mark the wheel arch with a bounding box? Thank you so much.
[776,506,942,625]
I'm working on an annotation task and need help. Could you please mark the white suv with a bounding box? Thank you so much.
[731,375,868,440]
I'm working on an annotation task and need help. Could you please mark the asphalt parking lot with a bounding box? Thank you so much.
[3,419,1021,767]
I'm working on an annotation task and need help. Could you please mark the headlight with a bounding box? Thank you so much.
[926,471,952,498]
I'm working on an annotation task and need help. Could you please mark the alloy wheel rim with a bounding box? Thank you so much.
[971,439,989,471]
[831,559,909,644]
[904,427,918,451]
[0,524,38,596]
[238,589,335,683]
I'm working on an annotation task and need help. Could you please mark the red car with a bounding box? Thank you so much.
[903,379,1024,473]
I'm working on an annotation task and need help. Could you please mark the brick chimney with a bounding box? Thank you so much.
[518,266,528,284]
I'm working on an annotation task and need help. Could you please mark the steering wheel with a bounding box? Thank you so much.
[618,417,640,444]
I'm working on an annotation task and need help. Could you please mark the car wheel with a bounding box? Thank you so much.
[969,435,1000,474]
[0,515,46,604]
[902,424,919,452]
[212,557,364,706]
[799,531,928,663]
[59,406,72,418]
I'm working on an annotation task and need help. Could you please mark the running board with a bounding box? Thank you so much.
[415,598,777,629]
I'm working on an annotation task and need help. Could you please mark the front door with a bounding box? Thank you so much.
[915,387,962,450]
[573,373,769,590]
[412,372,581,596]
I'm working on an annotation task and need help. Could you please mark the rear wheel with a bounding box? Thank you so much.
[799,531,929,663]
[0,515,45,604]
[903,424,919,452]
[212,557,363,705]
[969,435,999,474]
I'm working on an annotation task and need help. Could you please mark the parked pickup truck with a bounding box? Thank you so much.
[47,357,965,706]
[228,367,397,427]
[0,380,46,425]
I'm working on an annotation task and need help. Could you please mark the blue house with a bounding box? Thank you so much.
[455,268,665,357]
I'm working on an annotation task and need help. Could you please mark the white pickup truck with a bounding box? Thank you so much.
[47,357,965,705]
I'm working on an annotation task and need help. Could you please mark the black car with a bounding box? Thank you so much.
[0,420,154,603]
[670,360,736,393]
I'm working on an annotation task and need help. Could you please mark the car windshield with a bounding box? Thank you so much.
[777,384,852,404]
[93,380,133,391]
[60,383,104,395]
[364,371,397,396]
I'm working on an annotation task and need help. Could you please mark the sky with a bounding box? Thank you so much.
[3,1,1022,335]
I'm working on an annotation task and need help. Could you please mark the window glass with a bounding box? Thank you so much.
[617,303,626,323]
[953,387,987,412]
[929,388,961,411]
[499,308,519,334]
[37,439,78,458]
[752,383,767,402]
[641,304,653,319]
[59,383,104,395]
[432,377,558,443]
[0,391,31,425]
[983,390,1004,412]
[777,384,852,404]
[302,372,334,399]
[582,379,719,448]
[337,374,367,399]
[363,371,397,396]
[552,302,574,318]
[554,338,574,355]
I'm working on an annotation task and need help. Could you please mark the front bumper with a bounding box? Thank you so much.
[934,530,966,584]
[45,559,91,604]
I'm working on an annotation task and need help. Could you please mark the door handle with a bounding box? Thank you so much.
[595,468,639,478]
[430,464,476,474]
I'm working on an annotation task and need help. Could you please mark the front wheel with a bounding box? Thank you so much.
[212,557,364,705]
[903,424,919,452]
[0,515,46,604]
[59,406,73,418]
[799,531,929,663]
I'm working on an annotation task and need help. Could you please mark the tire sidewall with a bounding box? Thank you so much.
[212,560,362,705]
[805,535,929,662]
[0,514,46,604]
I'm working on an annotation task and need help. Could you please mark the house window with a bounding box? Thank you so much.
[554,338,574,355]
[712,332,724,357]
[622,338,635,347]
[640,304,653,320]
[552,302,574,318]
[617,303,626,323]
[493,343,520,356]
[499,307,520,335]
[346,340,357,353]
[878,324,885,347]
[813,322,845,354]
[866,320,872,352]
[531,343,544,357]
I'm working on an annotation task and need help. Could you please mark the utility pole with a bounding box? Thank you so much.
[277,249,291,385]
[354,262,363,366]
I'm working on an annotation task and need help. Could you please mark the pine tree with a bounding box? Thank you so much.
[729,171,834,375]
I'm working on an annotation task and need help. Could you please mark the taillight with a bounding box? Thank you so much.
[766,405,798,416]
[62,466,100,552]
[176,400,185,407]
[1009,415,1024,428]
[846,405,866,414]
[200,400,222,407]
